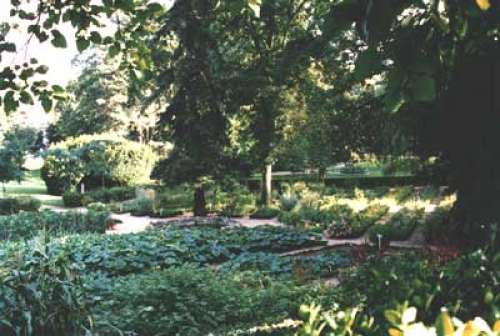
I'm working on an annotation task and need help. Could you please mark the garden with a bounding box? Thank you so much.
[0,0,499,335]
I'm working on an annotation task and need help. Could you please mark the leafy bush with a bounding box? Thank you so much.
[65,187,137,208]
[42,134,157,195]
[214,184,256,217]
[0,239,92,335]
[63,190,83,207]
[219,251,351,280]
[90,266,337,335]
[0,197,41,215]
[278,211,304,227]
[250,207,280,219]
[279,193,299,212]
[368,208,424,243]
[295,303,500,336]
[328,204,390,239]
[333,250,500,335]
[0,210,110,241]
[128,197,155,216]
[157,208,184,218]
[0,226,325,277]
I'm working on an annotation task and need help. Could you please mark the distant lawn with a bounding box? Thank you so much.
[2,170,63,207]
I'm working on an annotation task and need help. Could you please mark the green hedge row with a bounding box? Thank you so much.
[63,187,136,207]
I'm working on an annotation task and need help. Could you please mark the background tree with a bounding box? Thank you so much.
[51,50,161,142]
[323,0,500,245]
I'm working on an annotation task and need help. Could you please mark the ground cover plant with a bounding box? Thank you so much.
[0,196,41,215]
[0,209,110,241]
[367,208,425,244]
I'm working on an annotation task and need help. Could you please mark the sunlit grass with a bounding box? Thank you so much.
[2,170,63,207]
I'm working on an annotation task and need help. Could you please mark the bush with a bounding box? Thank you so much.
[0,197,41,215]
[62,190,83,207]
[87,186,136,203]
[278,211,304,227]
[0,210,110,241]
[214,183,256,217]
[157,208,184,218]
[91,266,336,335]
[42,134,157,195]
[368,208,424,243]
[0,239,92,335]
[128,197,155,216]
[279,193,299,212]
[250,207,280,219]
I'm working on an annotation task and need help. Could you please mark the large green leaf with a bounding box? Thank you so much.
[4,91,18,113]
[50,29,67,48]
[76,36,90,53]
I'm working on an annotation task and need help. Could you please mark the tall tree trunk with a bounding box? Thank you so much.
[193,186,207,216]
[260,164,272,206]
[442,53,500,247]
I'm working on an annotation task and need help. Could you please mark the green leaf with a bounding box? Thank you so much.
[40,94,53,112]
[411,76,436,102]
[147,2,164,14]
[108,43,121,58]
[4,91,17,113]
[19,91,34,105]
[76,36,90,53]
[384,92,405,113]
[51,85,65,93]
[90,31,102,44]
[50,29,67,48]
[354,48,382,81]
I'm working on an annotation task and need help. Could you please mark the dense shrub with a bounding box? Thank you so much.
[0,240,92,335]
[127,197,155,216]
[0,226,325,277]
[63,187,136,207]
[0,210,110,241]
[214,184,256,217]
[91,266,337,335]
[42,134,157,195]
[63,190,83,207]
[368,208,424,243]
[86,186,136,204]
[334,250,500,335]
[0,197,41,215]
[250,207,280,219]
[328,204,390,239]
[219,251,351,280]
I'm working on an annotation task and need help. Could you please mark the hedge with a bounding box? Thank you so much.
[42,134,157,195]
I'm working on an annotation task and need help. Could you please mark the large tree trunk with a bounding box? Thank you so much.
[193,186,207,216]
[260,164,273,206]
[442,53,500,247]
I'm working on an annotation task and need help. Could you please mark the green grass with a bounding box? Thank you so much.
[1,170,63,207]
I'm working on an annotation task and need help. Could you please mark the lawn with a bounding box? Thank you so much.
[2,170,63,207]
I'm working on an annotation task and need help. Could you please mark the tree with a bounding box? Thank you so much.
[0,128,29,193]
[322,0,500,245]
[52,50,161,142]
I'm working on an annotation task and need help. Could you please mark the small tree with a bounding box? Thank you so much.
[0,141,25,195]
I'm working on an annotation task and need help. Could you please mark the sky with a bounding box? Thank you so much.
[0,0,173,127]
